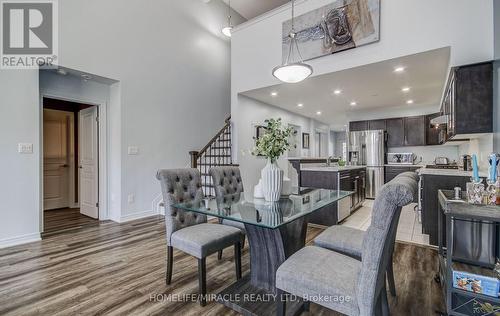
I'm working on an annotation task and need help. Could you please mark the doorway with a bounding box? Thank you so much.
[42,98,99,234]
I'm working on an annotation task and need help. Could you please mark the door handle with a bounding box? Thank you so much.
[61,164,69,168]
[79,165,83,169]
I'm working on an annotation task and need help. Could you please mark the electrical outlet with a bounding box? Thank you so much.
[128,194,135,204]
[128,146,139,155]
[18,143,33,154]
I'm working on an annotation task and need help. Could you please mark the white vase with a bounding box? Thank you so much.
[261,159,284,202]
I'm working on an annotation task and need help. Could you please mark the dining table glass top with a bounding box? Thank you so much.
[173,188,353,229]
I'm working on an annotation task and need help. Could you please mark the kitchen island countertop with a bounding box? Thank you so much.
[301,165,367,172]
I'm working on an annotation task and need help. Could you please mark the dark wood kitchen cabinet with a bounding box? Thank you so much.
[404,116,426,146]
[368,119,386,131]
[421,174,469,246]
[425,113,442,145]
[349,121,368,131]
[384,165,421,183]
[442,62,493,139]
[386,118,405,147]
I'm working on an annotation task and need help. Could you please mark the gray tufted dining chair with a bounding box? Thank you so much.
[156,168,244,306]
[209,166,246,260]
[275,176,416,316]
[313,173,418,297]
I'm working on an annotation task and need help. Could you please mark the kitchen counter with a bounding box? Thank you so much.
[301,165,367,172]
[417,167,487,177]
[384,164,424,168]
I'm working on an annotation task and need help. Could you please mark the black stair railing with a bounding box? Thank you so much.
[189,116,237,197]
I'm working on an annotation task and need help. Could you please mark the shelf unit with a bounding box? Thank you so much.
[437,190,500,316]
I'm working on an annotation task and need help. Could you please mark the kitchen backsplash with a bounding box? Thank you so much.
[388,145,460,165]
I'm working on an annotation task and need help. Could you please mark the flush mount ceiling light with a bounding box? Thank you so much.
[394,66,405,73]
[401,87,410,92]
[316,111,322,115]
[406,99,414,104]
[333,89,342,95]
[221,0,233,37]
[272,0,313,83]
[271,91,278,97]
[350,101,357,106]
[297,103,304,107]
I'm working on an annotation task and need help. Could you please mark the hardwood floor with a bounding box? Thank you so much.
[0,216,445,316]
[43,208,99,236]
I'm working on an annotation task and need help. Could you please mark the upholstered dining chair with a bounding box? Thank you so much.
[275,177,416,316]
[313,173,418,297]
[156,168,244,306]
[209,166,246,260]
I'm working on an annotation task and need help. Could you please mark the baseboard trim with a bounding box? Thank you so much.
[119,210,159,223]
[0,233,41,249]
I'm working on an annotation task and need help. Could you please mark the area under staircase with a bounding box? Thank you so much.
[189,116,237,196]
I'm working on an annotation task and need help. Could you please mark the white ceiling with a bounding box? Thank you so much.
[223,0,289,20]
[241,47,450,128]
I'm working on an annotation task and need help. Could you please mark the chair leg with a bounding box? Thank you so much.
[218,249,223,260]
[276,288,286,316]
[303,300,310,312]
[166,246,173,285]
[234,242,242,280]
[381,286,390,316]
[387,252,396,297]
[198,258,207,306]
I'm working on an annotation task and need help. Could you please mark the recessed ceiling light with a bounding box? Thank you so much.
[401,87,410,92]
[316,111,322,115]
[350,101,357,106]
[271,92,278,97]
[333,89,342,95]
[394,66,405,73]
[406,99,414,104]
[297,103,304,107]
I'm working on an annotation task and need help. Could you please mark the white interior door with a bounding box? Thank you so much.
[43,109,70,210]
[79,107,99,219]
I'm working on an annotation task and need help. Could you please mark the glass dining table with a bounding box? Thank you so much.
[174,188,353,316]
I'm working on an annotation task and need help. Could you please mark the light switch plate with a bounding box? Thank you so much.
[18,143,33,154]
[128,194,135,204]
[128,146,139,155]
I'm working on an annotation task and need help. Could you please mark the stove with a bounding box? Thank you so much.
[425,164,459,170]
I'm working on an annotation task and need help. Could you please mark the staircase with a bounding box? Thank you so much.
[189,116,237,197]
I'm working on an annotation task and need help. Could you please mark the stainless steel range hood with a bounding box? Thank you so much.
[430,114,448,126]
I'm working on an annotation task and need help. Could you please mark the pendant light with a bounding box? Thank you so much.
[272,0,313,83]
[221,0,233,37]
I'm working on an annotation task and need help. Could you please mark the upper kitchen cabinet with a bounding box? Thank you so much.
[404,116,426,146]
[442,62,493,139]
[349,121,368,131]
[386,118,405,147]
[425,113,442,145]
[368,119,386,131]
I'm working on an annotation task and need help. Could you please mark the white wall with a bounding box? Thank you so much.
[459,134,495,172]
[232,0,494,94]
[0,71,40,247]
[0,0,244,245]
[237,95,329,199]
[495,0,500,60]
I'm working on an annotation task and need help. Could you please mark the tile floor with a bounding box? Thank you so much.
[341,200,430,246]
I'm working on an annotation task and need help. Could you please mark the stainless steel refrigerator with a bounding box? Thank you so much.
[348,130,385,199]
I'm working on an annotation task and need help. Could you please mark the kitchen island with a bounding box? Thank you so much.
[289,159,366,226]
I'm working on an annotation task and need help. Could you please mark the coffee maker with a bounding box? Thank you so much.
[461,155,472,171]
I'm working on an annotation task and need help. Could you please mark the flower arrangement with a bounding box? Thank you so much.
[252,118,294,163]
